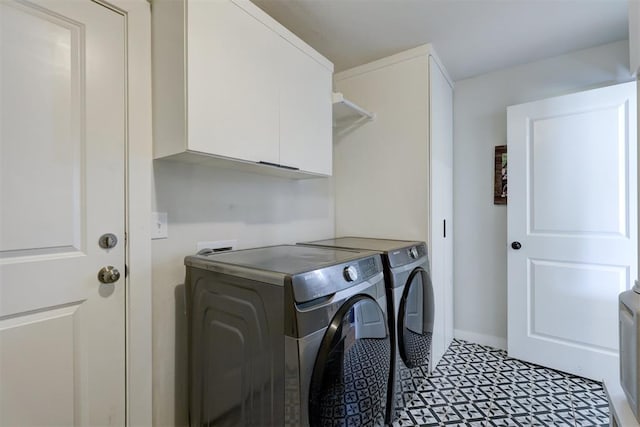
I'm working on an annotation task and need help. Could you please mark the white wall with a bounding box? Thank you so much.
[453,40,631,349]
[151,160,334,426]
[334,54,430,243]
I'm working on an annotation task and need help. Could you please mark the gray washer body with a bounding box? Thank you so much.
[184,244,391,426]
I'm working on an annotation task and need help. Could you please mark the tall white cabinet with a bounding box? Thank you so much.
[333,45,454,366]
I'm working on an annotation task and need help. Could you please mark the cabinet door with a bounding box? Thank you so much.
[187,0,279,164]
[429,57,454,367]
[279,41,332,175]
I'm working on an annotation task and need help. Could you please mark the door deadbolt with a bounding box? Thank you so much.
[99,233,118,249]
[98,266,120,284]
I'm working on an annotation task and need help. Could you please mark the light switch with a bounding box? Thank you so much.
[151,212,168,239]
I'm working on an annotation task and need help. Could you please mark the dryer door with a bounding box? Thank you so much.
[398,267,435,369]
[309,295,391,427]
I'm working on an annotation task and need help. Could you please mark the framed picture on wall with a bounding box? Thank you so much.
[494,145,507,205]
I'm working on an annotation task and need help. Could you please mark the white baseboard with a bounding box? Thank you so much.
[454,329,507,351]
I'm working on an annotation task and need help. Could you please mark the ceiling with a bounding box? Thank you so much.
[253,0,629,81]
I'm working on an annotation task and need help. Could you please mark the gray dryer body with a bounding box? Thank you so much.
[299,237,434,424]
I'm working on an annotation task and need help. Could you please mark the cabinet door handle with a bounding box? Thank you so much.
[443,219,446,238]
[278,164,299,171]
[258,160,280,168]
[257,161,300,171]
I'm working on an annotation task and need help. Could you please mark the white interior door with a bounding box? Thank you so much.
[507,81,637,385]
[0,0,126,424]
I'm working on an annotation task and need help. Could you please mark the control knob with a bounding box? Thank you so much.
[343,265,358,282]
[409,247,419,259]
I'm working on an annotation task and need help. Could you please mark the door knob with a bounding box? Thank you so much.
[98,266,121,284]
[511,241,522,250]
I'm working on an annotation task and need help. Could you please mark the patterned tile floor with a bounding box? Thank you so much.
[393,339,609,426]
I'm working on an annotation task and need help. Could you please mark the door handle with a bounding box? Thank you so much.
[511,241,522,250]
[98,266,121,284]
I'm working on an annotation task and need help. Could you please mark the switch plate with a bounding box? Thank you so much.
[151,212,168,239]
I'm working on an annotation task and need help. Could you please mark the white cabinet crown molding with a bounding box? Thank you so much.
[334,43,453,88]
[230,0,333,72]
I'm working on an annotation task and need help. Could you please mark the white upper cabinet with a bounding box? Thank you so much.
[152,0,334,178]
[279,40,333,176]
[187,0,280,164]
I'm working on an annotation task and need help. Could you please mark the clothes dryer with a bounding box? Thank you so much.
[184,245,391,426]
[299,237,434,423]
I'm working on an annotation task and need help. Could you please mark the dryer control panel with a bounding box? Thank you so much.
[291,254,383,304]
[387,243,428,268]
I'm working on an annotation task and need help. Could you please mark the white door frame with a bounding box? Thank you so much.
[96,0,152,425]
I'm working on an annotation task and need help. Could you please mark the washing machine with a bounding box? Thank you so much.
[184,245,392,427]
[299,237,434,423]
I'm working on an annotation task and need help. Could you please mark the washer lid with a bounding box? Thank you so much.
[303,237,423,253]
[186,244,372,276]
[302,237,428,268]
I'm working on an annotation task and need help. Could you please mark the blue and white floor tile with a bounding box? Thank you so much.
[392,339,610,427]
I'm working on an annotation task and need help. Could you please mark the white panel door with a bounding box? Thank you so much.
[429,56,454,366]
[0,0,126,425]
[507,82,637,384]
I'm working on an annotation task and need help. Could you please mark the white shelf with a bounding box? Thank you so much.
[332,92,375,127]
